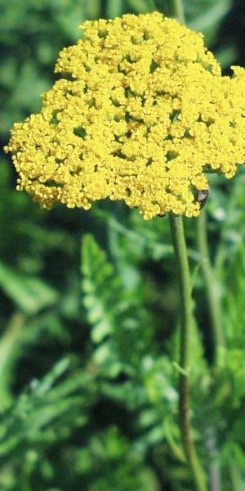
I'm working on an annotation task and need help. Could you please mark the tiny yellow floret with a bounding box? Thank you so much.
[5,12,245,219]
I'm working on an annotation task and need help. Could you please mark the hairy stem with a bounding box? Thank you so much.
[197,210,225,355]
[169,214,207,491]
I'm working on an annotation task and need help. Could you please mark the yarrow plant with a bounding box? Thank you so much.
[4,9,245,491]
[5,12,245,219]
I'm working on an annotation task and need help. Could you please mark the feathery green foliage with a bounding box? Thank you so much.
[0,0,244,489]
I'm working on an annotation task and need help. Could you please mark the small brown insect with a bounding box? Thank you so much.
[197,188,210,209]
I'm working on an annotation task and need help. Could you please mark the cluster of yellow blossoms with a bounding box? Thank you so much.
[5,12,245,219]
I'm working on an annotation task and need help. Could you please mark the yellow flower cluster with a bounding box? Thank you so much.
[5,12,245,219]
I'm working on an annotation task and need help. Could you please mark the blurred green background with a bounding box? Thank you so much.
[0,1,245,490]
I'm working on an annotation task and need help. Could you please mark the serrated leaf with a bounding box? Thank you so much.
[0,358,93,458]
[81,234,121,342]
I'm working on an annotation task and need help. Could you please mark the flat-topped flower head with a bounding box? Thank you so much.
[5,12,245,219]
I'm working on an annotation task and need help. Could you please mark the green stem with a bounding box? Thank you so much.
[229,462,243,491]
[168,0,185,23]
[197,210,225,354]
[148,0,157,10]
[169,214,207,491]
[0,313,25,408]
